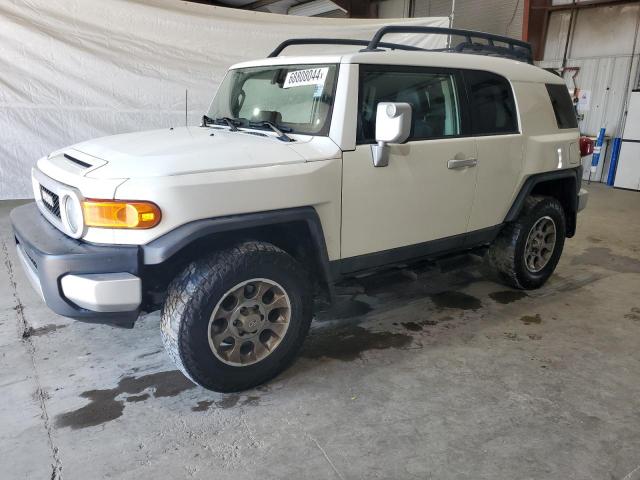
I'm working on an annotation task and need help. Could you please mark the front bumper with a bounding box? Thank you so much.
[10,203,141,327]
[578,188,588,212]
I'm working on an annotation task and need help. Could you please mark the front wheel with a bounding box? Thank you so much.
[161,241,312,392]
[485,195,566,289]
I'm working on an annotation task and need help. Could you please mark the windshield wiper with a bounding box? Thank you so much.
[204,116,293,141]
[248,121,293,142]
[214,116,241,132]
[203,115,242,131]
[201,114,215,127]
[202,114,237,130]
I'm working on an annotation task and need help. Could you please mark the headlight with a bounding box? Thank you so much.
[82,200,161,229]
[63,195,83,236]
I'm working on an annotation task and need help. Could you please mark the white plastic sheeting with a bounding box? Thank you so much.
[0,0,447,199]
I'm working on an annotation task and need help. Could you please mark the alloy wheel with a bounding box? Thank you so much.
[208,278,291,366]
[524,216,557,273]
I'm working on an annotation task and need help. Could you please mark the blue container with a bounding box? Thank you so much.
[590,127,606,176]
[607,137,622,186]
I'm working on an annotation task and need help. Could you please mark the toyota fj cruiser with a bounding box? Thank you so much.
[11,26,590,392]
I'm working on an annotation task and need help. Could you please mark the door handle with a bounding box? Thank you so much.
[447,158,478,169]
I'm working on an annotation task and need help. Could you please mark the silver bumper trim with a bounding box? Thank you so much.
[60,273,141,312]
[578,188,589,212]
[32,167,84,239]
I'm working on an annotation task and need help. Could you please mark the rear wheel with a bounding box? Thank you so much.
[161,241,312,392]
[485,195,566,289]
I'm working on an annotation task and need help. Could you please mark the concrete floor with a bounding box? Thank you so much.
[1,183,640,480]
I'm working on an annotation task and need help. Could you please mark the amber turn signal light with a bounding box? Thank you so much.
[82,200,161,229]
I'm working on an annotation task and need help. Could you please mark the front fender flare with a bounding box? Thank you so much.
[141,206,335,297]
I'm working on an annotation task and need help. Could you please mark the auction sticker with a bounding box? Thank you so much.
[283,67,328,89]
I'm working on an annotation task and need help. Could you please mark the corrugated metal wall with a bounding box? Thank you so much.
[537,2,640,182]
[537,3,640,139]
[378,0,412,18]
[411,0,524,39]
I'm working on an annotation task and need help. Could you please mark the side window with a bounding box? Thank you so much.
[464,70,518,135]
[546,83,578,129]
[357,67,461,144]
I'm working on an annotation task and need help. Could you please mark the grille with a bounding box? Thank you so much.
[24,247,38,270]
[16,239,38,271]
[40,184,61,218]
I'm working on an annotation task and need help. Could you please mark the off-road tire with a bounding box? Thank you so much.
[485,195,566,289]
[161,241,312,392]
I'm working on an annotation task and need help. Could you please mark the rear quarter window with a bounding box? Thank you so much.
[464,70,518,135]
[546,83,578,129]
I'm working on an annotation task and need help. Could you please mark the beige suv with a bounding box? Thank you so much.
[11,26,589,392]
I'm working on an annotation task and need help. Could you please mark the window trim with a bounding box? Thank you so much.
[355,64,472,146]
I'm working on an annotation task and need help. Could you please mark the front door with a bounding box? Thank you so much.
[341,65,478,270]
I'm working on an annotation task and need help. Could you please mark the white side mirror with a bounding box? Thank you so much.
[371,102,412,167]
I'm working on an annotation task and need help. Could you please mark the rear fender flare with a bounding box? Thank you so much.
[505,167,581,223]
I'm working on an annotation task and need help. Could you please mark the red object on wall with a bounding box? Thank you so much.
[580,136,594,157]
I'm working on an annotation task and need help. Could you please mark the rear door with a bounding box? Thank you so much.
[340,65,478,270]
[463,70,524,232]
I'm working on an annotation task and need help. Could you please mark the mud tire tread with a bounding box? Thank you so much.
[161,241,312,392]
[484,195,566,290]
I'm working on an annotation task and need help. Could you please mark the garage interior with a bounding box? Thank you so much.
[2,1,640,479]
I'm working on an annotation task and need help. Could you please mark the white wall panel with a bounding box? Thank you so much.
[543,10,572,61]
[569,4,640,58]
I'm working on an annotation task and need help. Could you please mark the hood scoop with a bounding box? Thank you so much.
[44,149,108,177]
[63,153,92,169]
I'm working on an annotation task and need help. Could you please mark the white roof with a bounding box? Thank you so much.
[231,50,562,85]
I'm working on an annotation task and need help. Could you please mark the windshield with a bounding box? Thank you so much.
[207,64,338,136]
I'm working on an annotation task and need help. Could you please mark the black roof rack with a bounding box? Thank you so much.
[268,38,426,58]
[269,25,533,64]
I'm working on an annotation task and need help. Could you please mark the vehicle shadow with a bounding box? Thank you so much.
[286,254,499,373]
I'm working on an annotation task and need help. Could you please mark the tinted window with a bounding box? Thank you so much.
[464,70,518,135]
[357,67,461,143]
[546,83,578,129]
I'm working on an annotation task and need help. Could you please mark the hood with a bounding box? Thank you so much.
[57,126,330,179]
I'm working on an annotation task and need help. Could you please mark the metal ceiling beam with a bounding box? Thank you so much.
[185,0,228,7]
[531,0,639,11]
[187,0,378,17]
[523,0,550,61]
[242,0,283,10]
